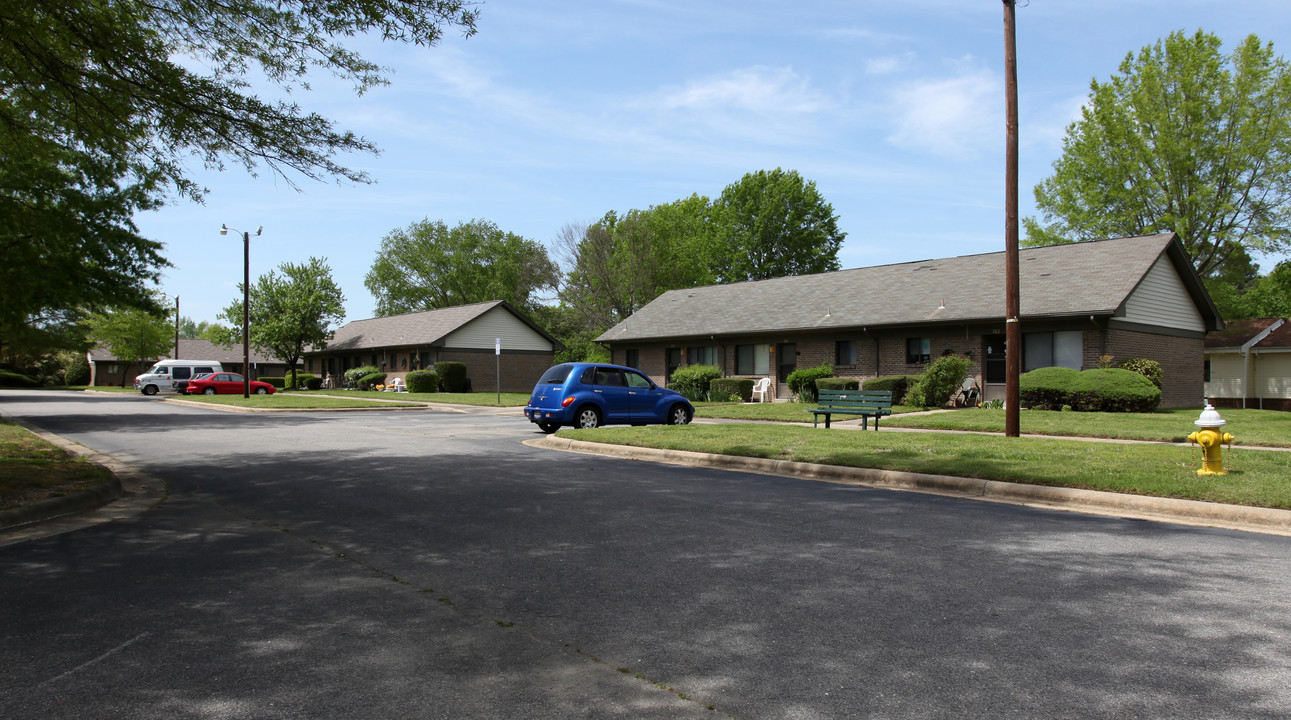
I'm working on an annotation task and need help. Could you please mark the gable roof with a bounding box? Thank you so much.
[315,300,559,353]
[1256,321,1291,349]
[1205,318,1284,349]
[598,234,1222,343]
[90,338,301,366]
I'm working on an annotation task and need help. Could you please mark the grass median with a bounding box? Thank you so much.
[1,419,113,512]
[174,394,425,409]
[560,424,1291,509]
[312,390,530,406]
[694,402,923,422]
[885,407,1291,447]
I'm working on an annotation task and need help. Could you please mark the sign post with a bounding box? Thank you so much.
[495,338,501,404]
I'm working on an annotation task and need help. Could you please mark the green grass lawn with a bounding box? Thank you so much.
[561,424,1291,509]
[175,394,424,409]
[885,407,1291,447]
[695,402,923,422]
[310,390,530,407]
[0,419,113,511]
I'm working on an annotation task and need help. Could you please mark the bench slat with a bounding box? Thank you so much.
[808,389,893,430]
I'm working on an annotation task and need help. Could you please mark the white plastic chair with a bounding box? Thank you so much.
[751,377,772,403]
[386,377,408,393]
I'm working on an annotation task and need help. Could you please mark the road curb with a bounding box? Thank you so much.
[0,476,123,530]
[528,436,1291,536]
[0,418,167,544]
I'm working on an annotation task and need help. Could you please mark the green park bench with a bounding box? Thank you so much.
[807,389,893,430]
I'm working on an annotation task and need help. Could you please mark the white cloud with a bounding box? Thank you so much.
[885,67,1002,160]
[864,55,910,75]
[653,66,833,115]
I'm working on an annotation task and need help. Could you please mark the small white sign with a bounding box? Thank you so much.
[495,338,501,355]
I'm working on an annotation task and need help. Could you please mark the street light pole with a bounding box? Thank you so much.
[221,224,262,398]
[174,295,180,360]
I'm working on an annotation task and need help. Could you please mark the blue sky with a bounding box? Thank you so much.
[135,0,1291,325]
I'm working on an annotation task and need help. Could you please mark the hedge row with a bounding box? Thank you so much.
[1020,367,1161,412]
[668,364,723,401]
[710,377,754,402]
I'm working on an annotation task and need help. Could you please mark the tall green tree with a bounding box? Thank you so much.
[1232,261,1291,319]
[711,168,844,283]
[1025,30,1291,278]
[1,0,479,199]
[556,194,716,331]
[219,258,346,387]
[0,136,168,350]
[2,0,476,349]
[365,219,559,316]
[85,302,174,385]
[178,318,229,341]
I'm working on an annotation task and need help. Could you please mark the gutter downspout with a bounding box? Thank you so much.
[1237,319,1284,410]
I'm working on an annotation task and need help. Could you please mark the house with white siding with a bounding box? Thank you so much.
[303,301,562,393]
[1204,318,1291,412]
[596,234,1223,408]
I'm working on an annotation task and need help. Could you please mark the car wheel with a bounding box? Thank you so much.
[667,404,692,425]
[575,406,601,429]
[254,387,268,395]
[203,387,217,395]
[538,421,560,434]
[142,385,158,396]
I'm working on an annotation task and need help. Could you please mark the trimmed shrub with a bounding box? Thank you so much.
[816,377,860,391]
[406,369,438,393]
[1069,368,1161,412]
[710,377,755,402]
[1019,367,1080,410]
[358,372,387,391]
[282,372,316,390]
[863,375,917,401]
[0,369,38,387]
[668,364,722,402]
[1117,357,1164,390]
[787,362,833,403]
[345,365,379,388]
[912,354,972,407]
[304,376,323,390]
[257,376,285,388]
[436,362,468,393]
[63,354,91,385]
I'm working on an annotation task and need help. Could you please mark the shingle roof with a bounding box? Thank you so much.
[598,234,1216,343]
[1204,318,1282,348]
[316,300,557,353]
[90,338,299,365]
[1254,321,1291,349]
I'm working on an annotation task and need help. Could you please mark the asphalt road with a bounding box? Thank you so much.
[2,389,1290,719]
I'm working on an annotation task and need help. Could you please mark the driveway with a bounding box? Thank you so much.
[3,389,1290,719]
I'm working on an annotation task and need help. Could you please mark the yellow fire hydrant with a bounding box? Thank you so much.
[1187,404,1234,476]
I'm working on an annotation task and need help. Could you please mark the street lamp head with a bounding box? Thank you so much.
[255,225,263,236]
[220,224,229,236]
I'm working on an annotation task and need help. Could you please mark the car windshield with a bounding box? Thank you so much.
[191,373,212,381]
[538,365,573,385]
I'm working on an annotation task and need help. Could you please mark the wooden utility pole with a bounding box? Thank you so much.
[1003,0,1021,437]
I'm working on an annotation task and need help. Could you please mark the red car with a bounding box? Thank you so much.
[184,372,276,395]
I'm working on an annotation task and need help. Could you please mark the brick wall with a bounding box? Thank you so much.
[437,349,555,393]
[1105,328,1203,408]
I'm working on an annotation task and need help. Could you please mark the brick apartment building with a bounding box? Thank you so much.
[596,234,1223,408]
[303,300,561,393]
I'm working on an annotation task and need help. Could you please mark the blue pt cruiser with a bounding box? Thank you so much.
[525,362,694,433]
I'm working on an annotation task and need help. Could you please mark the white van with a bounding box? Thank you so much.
[134,359,223,396]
